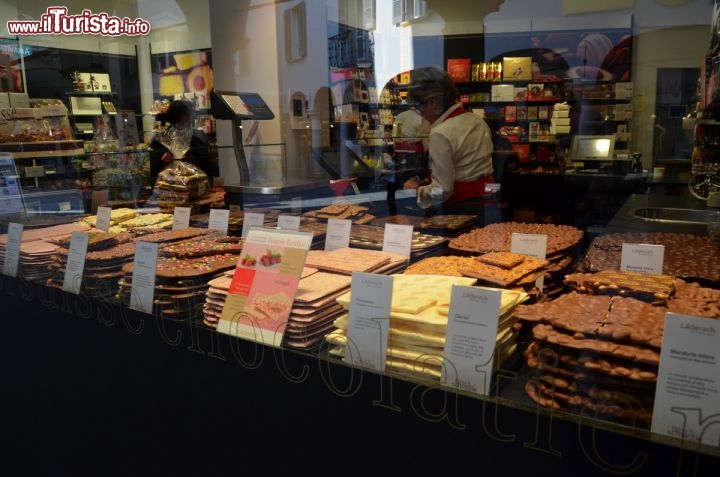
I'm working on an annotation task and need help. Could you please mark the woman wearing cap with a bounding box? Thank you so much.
[402,65,494,217]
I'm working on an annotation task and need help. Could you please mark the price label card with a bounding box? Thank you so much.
[2,222,23,277]
[208,208,230,235]
[620,243,665,274]
[442,285,501,395]
[325,218,351,251]
[511,232,547,289]
[62,231,89,295]
[277,214,301,231]
[242,212,265,237]
[129,241,159,314]
[172,206,191,231]
[652,312,720,445]
[510,233,547,259]
[95,206,112,232]
[344,272,393,372]
[382,223,413,257]
[58,201,71,212]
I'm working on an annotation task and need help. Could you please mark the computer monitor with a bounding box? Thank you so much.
[569,134,616,162]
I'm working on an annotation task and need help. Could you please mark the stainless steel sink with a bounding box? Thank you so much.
[632,207,720,224]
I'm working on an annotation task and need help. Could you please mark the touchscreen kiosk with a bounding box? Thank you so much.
[569,134,616,162]
[211,91,274,120]
[210,91,275,184]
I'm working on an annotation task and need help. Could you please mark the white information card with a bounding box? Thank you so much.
[129,241,159,315]
[620,243,665,274]
[95,206,112,232]
[344,272,393,372]
[442,285,501,395]
[62,231,90,295]
[208,208,230,235]
[510,233,547,260]
[2,222,23,277]
[511,232,547,289]
[382,223,413,257]
[242,212,265,237]
[172,206,191,231]
[651,312,720,446]
[325,218,351,251]
[277,214,301,231]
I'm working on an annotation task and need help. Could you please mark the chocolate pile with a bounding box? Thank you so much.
[584,231,720,283]
[448,222,584,300]
[0,222,90,281]
[515,276,720,428]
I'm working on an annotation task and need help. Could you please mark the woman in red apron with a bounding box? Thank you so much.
[403,66,495,218]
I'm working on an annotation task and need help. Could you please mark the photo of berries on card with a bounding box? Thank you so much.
[259,249,282,267]
[240,254,257,267]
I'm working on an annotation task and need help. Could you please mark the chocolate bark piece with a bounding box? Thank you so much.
[159,236,245,258]
[476,251,525,269]
[459,254,549,287]
[524,379,653,427]
[564,269,676,303]
[524,341,659,383]
[584,231,720,282]
[404,256,479,276]
[530,323,661,366]
[449,222,584,255]
[132,227,212,244]
[121,252,240,279]
[667,279,720,318]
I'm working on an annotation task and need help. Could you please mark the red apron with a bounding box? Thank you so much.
[437,105,493,205]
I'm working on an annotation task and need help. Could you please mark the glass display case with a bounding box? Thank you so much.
[0,1,719,474]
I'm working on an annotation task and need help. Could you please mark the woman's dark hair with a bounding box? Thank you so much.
[156,99,194,127]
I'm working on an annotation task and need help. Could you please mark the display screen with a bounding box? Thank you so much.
[570,134,616,161]
[221,94,251,116]
[211,91,274,120]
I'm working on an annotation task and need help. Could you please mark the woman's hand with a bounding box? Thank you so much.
[403,176,430,189]
[161,152,173,164]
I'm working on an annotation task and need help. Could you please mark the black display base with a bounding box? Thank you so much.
[0,277,717,476]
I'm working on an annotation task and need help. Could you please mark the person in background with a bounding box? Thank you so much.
[149,99,214,183]
[384,106,429,215]
[402,65,494,217]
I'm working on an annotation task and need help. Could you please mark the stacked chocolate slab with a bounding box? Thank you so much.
[347,224,448,262]
[0,222,90,281]
[448,222,584,300]
[515,274,720,428]
[584,231,720,284]
[326,274,528,382]
[117,228,236,320]
[303,202,376,225]
[47,232,136,297]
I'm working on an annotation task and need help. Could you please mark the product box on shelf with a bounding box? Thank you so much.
[447,58,471,82]
[514,86,527,101]
[502,57,532,81]
[491,84,515,102]
[527,83,544,101]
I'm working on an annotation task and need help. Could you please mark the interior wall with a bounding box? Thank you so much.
[209,0,282,185]
[632,25,709,165]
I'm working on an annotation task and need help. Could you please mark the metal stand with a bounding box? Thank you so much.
[231,118,250,185]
